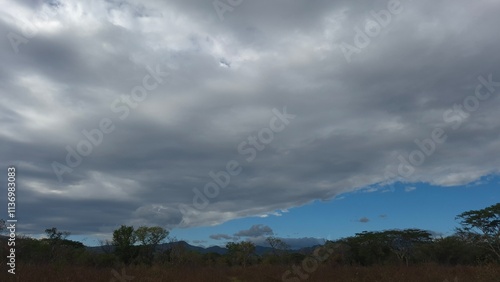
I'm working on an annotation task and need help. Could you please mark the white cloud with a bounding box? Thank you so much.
[405,187,417,192]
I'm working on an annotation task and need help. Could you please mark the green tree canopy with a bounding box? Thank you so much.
[134,226,169,264]
[226,241,256,268]
[135,226,169,246]
[112,225,138,264]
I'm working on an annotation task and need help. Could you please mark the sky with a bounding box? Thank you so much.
[1,0,499,248]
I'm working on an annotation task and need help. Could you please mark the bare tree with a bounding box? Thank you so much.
[266,236,290,264]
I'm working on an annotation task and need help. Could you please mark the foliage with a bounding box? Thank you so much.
[456,203,500,260]
[135,226,169,246]
[1,203,499,274]
[45,227,70,241]
[134,226,169,264]
[112,225,138,264]
[226,241,256,267]
[424,235,482,265]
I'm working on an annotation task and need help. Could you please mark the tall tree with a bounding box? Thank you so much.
[226,241,256,268]
[43,227,82,261]
[112,225,138,264]
[135,226,169,264]
[266,236,290,264]
[349,231,392,265]
[384,229,432,266]
[456,203,500,260]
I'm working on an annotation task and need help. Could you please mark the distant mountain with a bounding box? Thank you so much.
[204,245,227,255]
[2,234,322,256]
[2,235,320,256]
[86,240,319,256]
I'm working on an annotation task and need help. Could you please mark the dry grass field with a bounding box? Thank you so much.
[1,264,499,282]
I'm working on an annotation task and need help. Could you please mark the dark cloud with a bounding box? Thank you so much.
[234,224,274,237]
[358,217,370,223]
[1,0,500,240]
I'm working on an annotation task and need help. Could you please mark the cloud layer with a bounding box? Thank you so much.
[2,0,500,238]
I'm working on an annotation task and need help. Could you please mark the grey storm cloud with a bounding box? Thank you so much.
[1,0,500,240]
[234,224,274,238]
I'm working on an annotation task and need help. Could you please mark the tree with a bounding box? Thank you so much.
[112,225,138,264]
[163,236,188,265]
[41,227,84,262]
[45,227,70,241]
[99,239,114,254]
[348,231,392,265]
[226,241,256,267]
[44,227,70,253]
[342,229,432,266]
[456,203,500,260]
[428,235,479,265]
[384,229,432,266]
[135,226,169,246]
[134,226,169,264]
[266,236,290,264]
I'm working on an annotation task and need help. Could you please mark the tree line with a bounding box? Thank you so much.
[0,202,498,269]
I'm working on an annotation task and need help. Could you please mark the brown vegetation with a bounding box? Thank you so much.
[0,263,499,282]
